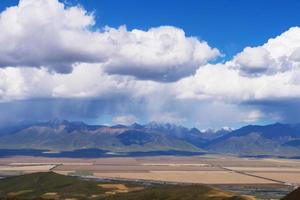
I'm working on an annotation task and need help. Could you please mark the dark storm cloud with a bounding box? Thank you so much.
[0,97,146,126]
[244,98,300,123]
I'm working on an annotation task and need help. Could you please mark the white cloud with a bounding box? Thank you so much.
[174,62,300,103]
[243,110,264,123]
[231,27,300,76]
[233,47,276,75]
[2,25,300,126]
[0,63,167,104]
[174,27,300,103]
[0,0,219,81]
[112,114,137,125]
[102,26,220,81]
[0,0,113,73]
[2,0,300,127]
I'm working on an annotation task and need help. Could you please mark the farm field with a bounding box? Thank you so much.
[248,172,300,185]
[0,155,300,186]
[93,171,275,184]
[0,154,299,199]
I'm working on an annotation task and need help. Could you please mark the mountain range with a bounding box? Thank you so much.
[206,123,300,157]
[0,120,205,153]
[1,120,300,157]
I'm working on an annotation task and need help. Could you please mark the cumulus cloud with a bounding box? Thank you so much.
[231,27,300,76]
[0,0,219,81]
[168,27,300,124]
[0,61,296,127]
[173,27,300,102]
[102,26,220,81]
[234,47,276,75]
[290,47,300,62]
[0,63,144,101]
[2,0,300,127]
[0,0,112,73]
[174,62,300,104]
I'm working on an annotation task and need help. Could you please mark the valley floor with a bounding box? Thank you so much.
[1,154,299,199]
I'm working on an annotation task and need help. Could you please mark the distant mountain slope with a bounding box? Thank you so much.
[206,123,300,156]
[141,121,210,147]
[3,120,300,157]
[0,172,254,200]
[0,120,203,152]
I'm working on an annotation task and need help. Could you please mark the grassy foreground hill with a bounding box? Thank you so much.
[0,172,254,200]
[282,187,300,200]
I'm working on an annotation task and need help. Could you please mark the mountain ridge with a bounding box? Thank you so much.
[0,120,206,152]
[206,122,300,156]
[1,120,300,157]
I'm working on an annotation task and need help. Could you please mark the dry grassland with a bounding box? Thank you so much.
[98,183,143,195]
[2,155,300,185]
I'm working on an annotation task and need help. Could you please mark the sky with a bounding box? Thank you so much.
[0,0,300,128]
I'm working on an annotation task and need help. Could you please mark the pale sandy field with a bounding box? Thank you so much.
[94,171,276,184]
[0,165,55,171]
[55,164,220,172]
[249,172,300,185]
[226,167,300,172]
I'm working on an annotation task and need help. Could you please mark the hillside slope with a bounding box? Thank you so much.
[0,120,203,152]
[2,120,300,157]
[0,172,107,199]
[0,172,254,200]
[282,187,300,200]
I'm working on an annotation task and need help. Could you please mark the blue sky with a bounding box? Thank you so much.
[0,0,300,128]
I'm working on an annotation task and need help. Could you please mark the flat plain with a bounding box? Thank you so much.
[0,155,300,186]
[1,155,299,199]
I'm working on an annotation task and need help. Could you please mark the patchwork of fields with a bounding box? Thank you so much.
[1,155,300,186]
[0,154,299,199]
